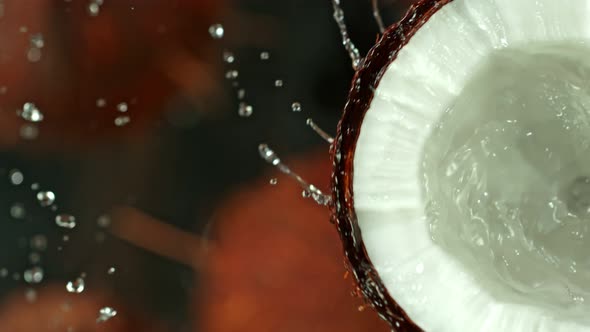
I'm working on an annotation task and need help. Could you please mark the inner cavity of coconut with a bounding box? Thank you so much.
[423,41,590,313]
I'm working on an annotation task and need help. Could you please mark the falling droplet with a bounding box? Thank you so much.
[238,102,253,118]
[116,102,128,113]
[274,79,283,88]
[97,307,117,323]
[269,178,278,185]
[291,102,302,112]
[20,102,44,122]
[96,98,107,108]
[55,214,76,229]
[88,0,102,16]
[9,169,23,185]
[23,267,44,284]
[27,47,42,62]
[260,51,270,60]
[10,203,25,219]
[222,51,235,64]
[225,70,239,80]
[30,33,44,48]
[66,277,85,293]
[114,115,130,127]
[107,267,116,275]
[31,183,40,190]
[37,191,55,207]
[237,89,246,100]
[258,144,281,166]
[208,24,224,39]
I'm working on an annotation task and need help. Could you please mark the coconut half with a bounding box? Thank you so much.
[332,0,590,331]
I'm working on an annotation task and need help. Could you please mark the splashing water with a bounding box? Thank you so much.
[97,306,117,323]
[306,118,334,144]
[66,277,85,293]
[330,0,363,70]
[371,0,386,33]
[20,102,44,122]
[37,191,56,207]
[258,144,331,206]
[23,267,44,284]
[208,24,225,39]
[55,214,76,229]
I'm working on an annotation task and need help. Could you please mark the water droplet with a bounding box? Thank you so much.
[258,144,280,166]
[20,102,44,122]
[269,178,278,185]
[225,70,239,80]
[23,267,44,284]
[260,51,270,60]
[291,102,302,112]
[237,89,245,100]
[37,191,55,207]
[107,267,116,275]
[97,214,111,228]
[66,277,85,293]
[10,203,25,219]
[9,169,23,185]
[96,98,107,108]
[116,102,128,113]
[19,124,39,140]
[88,1,101,16]
[55,214,76,229]
[30,33,44,48]
[0,268,8,278]
[97,307,117,323]
[30,183,39,190]
[274,80,283,88]
[238,102,253,118]
[27,47,42,62]
[30,235,47,251]
[114,115,130,127]
[222,51,235,64]
[208,24,224,39]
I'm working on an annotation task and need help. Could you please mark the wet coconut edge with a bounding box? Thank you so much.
[331,1,453,331]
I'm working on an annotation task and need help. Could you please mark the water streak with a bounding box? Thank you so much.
[258,144,331,206]
[306,118,334,144]
[331,0,363,70]
[371,0,386,33]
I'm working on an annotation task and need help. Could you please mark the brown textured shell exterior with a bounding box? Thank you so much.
[331,1,453,331]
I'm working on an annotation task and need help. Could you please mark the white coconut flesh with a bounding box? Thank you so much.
[353,0,590,331]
